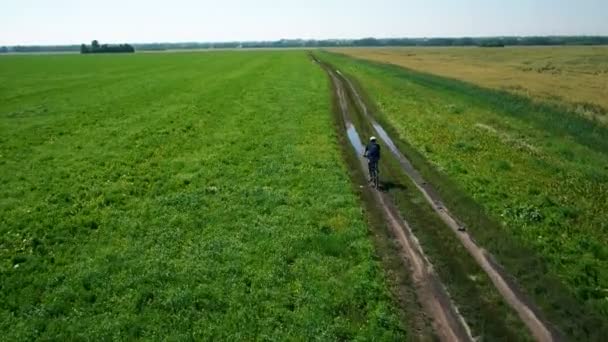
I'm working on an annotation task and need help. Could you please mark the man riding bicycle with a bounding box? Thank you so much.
[364,136,381,183]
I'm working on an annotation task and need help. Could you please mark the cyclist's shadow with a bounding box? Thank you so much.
[379,181,407,193]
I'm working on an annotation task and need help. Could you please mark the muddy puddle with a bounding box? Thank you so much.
[346,123,365,156]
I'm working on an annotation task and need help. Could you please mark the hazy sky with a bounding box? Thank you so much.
[2,0,607,45]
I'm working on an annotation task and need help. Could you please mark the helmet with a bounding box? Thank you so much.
[370,136,377,141]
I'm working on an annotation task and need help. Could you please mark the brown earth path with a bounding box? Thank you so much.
[315,56,474,342]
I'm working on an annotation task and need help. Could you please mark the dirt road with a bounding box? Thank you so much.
[324,58,560,342]
[316,56,474,342]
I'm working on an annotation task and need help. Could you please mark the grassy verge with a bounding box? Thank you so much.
[0,51,406,340]
[316,50,608,340]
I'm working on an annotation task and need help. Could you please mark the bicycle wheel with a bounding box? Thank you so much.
[373,168,379,189]
[371,163,379,189]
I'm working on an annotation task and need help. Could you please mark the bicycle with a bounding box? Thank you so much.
[368,159,379,189]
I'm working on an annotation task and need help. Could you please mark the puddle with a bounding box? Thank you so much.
[371,122,426,179]
[371,122,401,158]
[371,120,448,208]
[346,122,364,156]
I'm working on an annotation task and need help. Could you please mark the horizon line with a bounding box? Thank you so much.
[4,34,608,47]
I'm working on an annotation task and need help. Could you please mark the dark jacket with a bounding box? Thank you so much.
[365,142,381,161]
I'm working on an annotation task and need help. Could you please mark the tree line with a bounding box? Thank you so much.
[132,36,608,50]
[1,45,81,53]
[80,40,134,54]
[2,36,608,53]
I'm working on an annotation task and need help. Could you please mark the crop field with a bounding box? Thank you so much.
[318,50,608,338]
[0,52,408,340]
[3,46,607,340]
[332,46,608,123]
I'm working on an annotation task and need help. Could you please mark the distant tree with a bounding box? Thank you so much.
[479,40,505,48]
[426,38,454,46]
[502,37,520,46]
[520,37,551,46]
[79,41,134,54]
[0,46,8,53]
[452,37,476,46]
[354,38,380,46]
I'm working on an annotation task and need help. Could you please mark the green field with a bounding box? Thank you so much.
[318,50,608,338]
[4,47,607,340]
[0,52,407,340]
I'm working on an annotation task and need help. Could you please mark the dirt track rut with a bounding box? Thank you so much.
[326,59,560,342]
[317,57,474,342]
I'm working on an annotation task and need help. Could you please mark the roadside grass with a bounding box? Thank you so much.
[317,51,608,340]
[331,46,608,122]
[323,60,533,341]
[0,51,405,340]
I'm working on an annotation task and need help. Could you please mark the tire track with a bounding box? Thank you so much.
[316,56,474,342]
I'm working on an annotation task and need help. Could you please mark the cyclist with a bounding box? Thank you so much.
[364,136,381,183]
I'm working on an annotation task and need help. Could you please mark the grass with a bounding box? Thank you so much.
[317,50,608,340]
[332,46,608,123]
[0,51,406,340]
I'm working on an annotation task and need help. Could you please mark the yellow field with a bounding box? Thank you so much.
[331,46,608,122]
